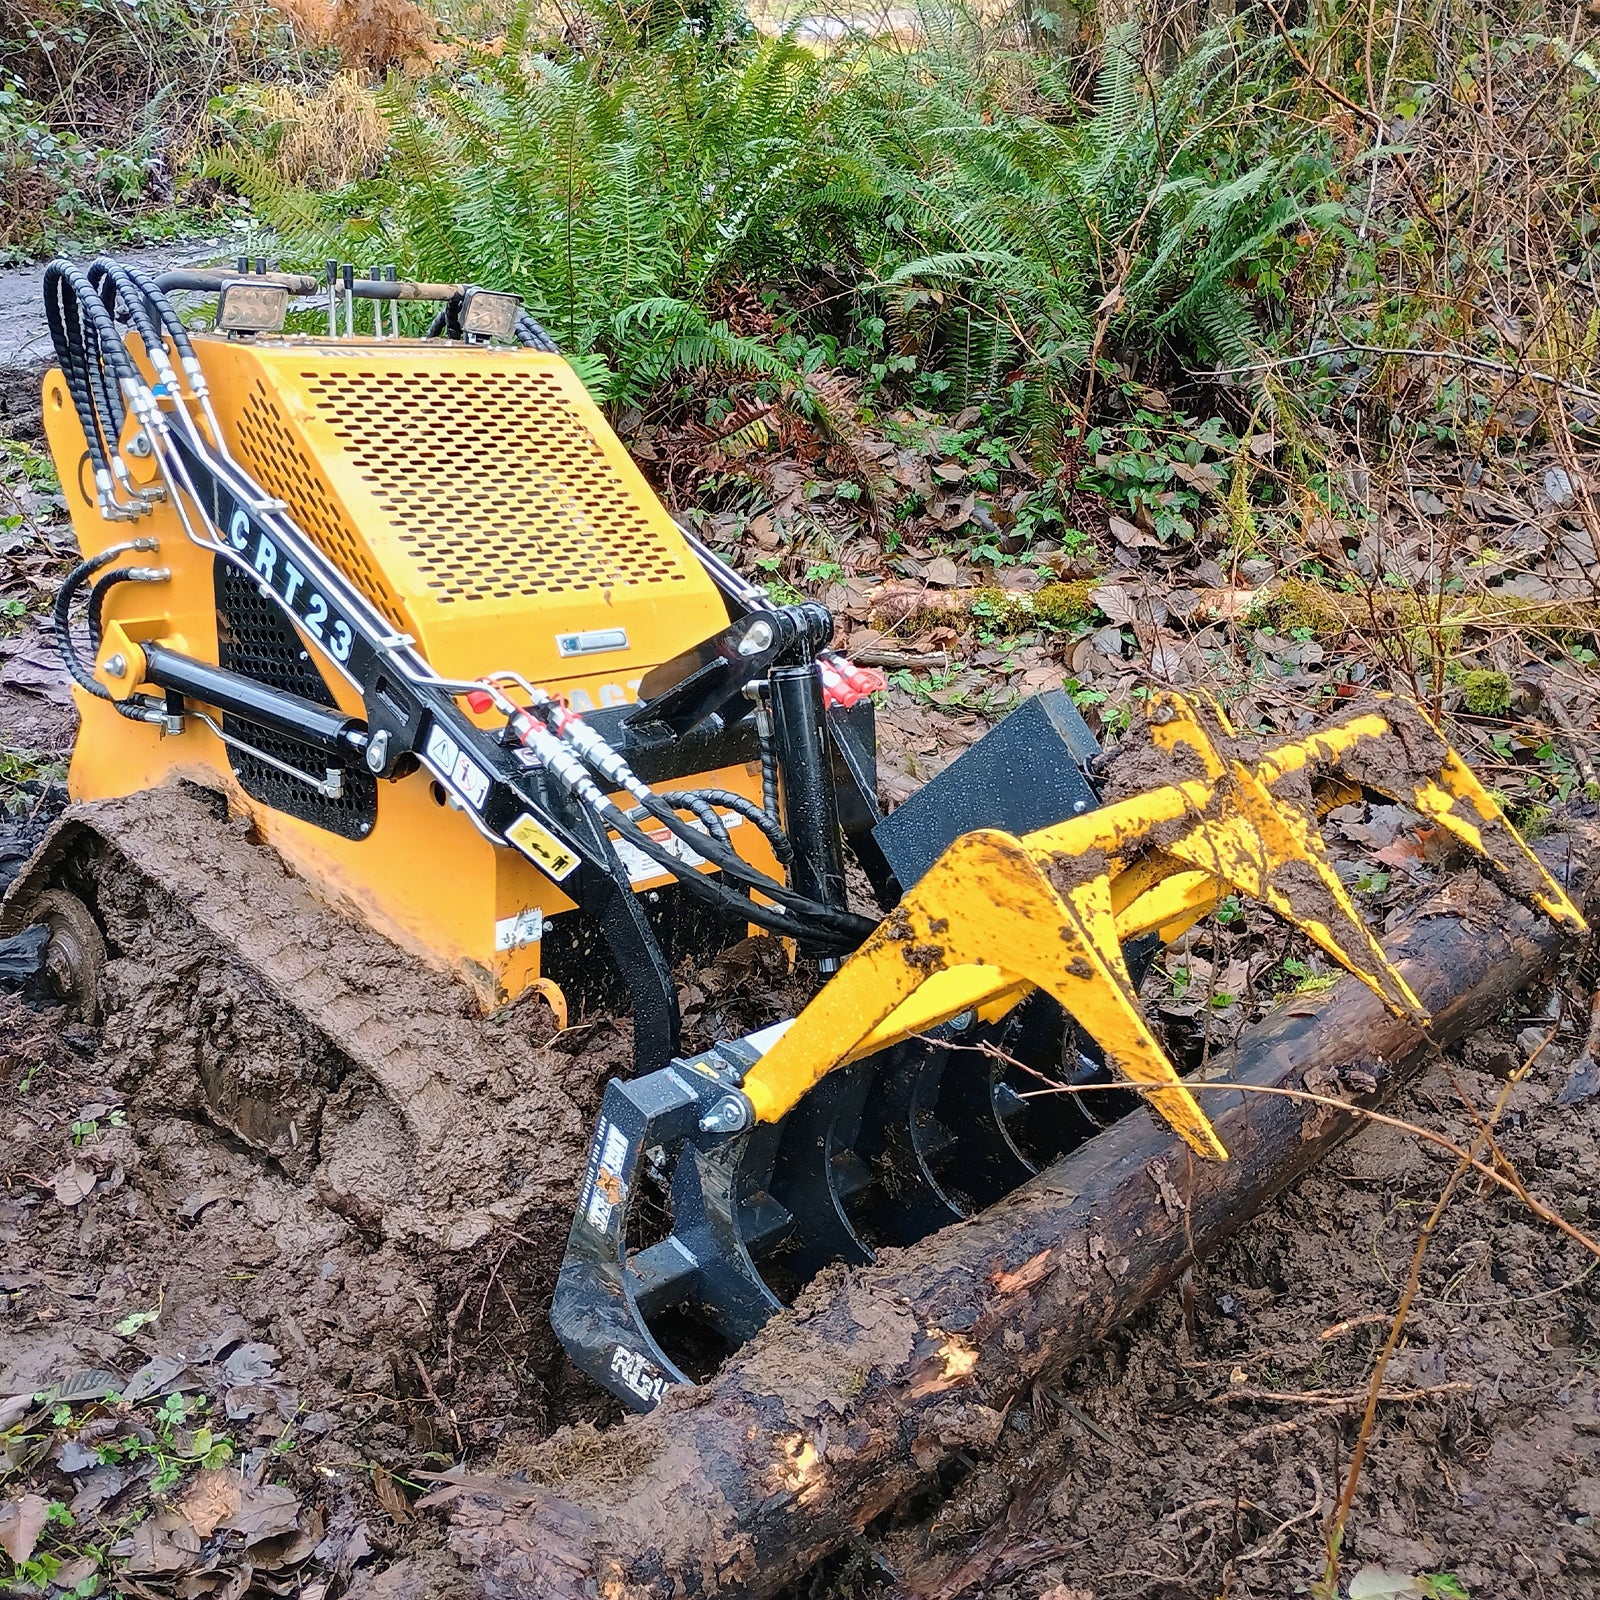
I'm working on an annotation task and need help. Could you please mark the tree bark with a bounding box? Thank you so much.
[432,830,1599,1600]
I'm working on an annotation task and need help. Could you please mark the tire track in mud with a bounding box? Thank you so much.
[2,781,633,1437]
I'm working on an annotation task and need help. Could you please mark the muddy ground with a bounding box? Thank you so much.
[5,253,1600,1600]
[4,763,1600,1600]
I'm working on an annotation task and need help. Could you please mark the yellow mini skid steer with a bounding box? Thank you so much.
[22,256,1583,1414]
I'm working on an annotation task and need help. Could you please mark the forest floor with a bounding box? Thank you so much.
[3,271,1600,1600]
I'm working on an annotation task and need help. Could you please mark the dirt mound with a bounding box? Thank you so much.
[0,774,653,1597]
[1,778,812,1465]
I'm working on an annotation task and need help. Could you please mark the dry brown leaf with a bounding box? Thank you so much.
[222,1483,302,1545]
[0,1494,51,1565]
[922,555,969,588]
[371,1466,412,1524]
[49,1161,96,1206]
[179,1469,242,1538]
[1090,584,1137,624]
[1146,630,1189,682]
[931,491,976,531]
[1108,514,1159,549]
[1171,458,1224,494]
[123,1510,203,1576]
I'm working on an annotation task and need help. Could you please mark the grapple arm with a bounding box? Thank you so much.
[554,691,1584,1410]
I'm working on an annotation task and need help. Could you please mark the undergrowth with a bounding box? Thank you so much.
[216,5,1336,430]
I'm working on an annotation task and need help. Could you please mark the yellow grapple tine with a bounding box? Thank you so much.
[1408,747,1584,931]
[1162,759,1427,1022]
[1257,700,1585,932]
[743,829,1227,1160]
[1134,695,1428,1021]
[1113,865,1222,944]
[1041,845,1227,1159]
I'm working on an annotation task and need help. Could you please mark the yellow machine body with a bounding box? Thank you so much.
[44,336,776,1008]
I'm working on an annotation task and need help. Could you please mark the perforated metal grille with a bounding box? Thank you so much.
[232,380,409,631]
[298,367,691,604]
[214,561,377,840]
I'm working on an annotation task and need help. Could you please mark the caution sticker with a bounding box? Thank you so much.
[423,724,491,812]
[505,813,581,881]
[494,908,544,951]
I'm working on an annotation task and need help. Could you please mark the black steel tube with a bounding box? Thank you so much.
[769,663,847,950]
[140,644,363,755]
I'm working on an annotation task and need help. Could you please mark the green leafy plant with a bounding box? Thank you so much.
[222,9,1335,455]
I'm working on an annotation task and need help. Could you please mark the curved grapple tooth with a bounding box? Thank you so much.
[845,1042,967,1246]
[922,1034,1037,1210]
[552,1055,789,1412]
[551,1070,698,1412]
[662,1128,785,1346]
[977,987,1145,1171]
[758,1063,876,1291]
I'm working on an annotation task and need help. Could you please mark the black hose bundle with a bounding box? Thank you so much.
[52,551,121,702]
[43,260,140,498]
[515,312,560,353]
[590,789,874,951]
[424,296,560,352]
[51,547,159,723]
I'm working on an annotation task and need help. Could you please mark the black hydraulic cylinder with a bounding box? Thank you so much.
[140,643,364,755]
[769,664,847,950]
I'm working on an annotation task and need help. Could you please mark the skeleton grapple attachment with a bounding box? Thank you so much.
[26,257,1582,1418]
[553,689,1583,1409]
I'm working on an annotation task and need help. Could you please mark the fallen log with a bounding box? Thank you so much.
[436,828,1599,1600]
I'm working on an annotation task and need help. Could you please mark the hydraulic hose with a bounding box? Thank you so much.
[515,706,871,947]
[89,260,180,393]
[54,546,154,697]
[515,311,559,353]
[661,787,793,865]
[44,260,152,516]
[593,792,865,950]
[45,265,117,483]
[627,783,869,936]
[87,566,151,651]
[660,792,733,853]
[537,699,868,936]
[54,557,115,701]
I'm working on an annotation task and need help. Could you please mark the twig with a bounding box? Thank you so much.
[1317,1313,1396,1342]
[1256,0,1445,237]
[998,1074,1600,1266]
[411,1351,464,1455]
[1320,1031,1539,1588]
[1058,1397,1123,1451]
[1192,341,1600,409]
[1235,1465,1323,1565]
[1209,1382,1470,1409]
[854,648,952,671]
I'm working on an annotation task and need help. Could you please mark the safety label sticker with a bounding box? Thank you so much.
[423,725,491,811]
[494,908,544,951]
[505,812,581,881]
[583,1120,631,1233]
[612,812,742,887]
